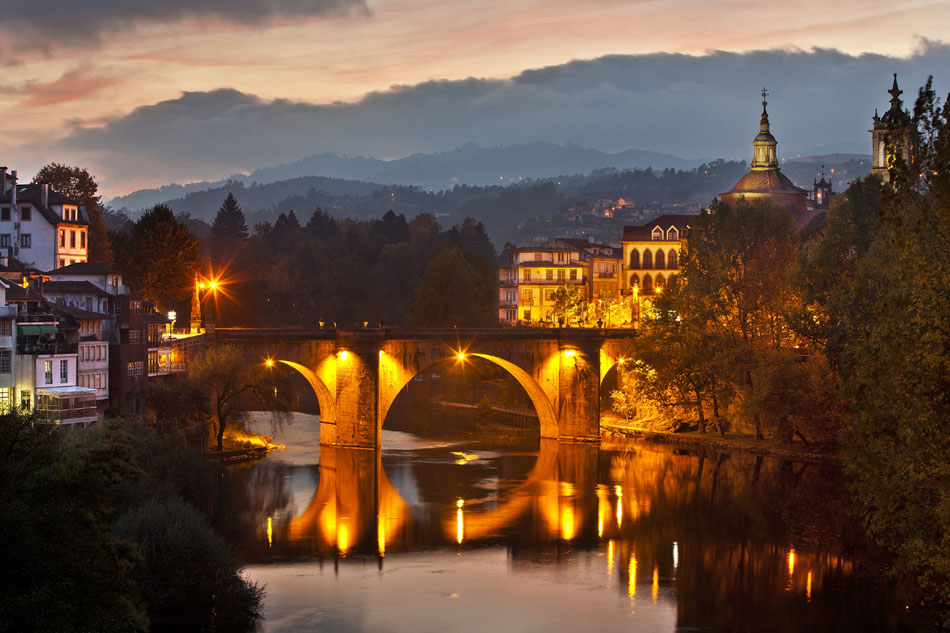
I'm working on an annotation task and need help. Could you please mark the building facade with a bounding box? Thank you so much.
[621,214,692,296]
[498,246,588,325]
[0,169,89,271]
[870,74,917,183]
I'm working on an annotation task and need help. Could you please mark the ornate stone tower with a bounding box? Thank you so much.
[870,74,916,183]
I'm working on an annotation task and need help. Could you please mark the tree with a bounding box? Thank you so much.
[306,206,339,240]
[551,284,586,325]
[189,345,287,451]
[839,78,950,607]
[33,163,113,265]
[118,204,201,311]
[211,193,248,239]
[0,412,148,632]
[407,247,497,327]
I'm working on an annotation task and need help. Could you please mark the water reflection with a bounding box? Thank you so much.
[236,413,918,632]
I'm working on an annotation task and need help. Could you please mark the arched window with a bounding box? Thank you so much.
[655,249,666,269]
[667,226,679,240]
[642,274,653,292]
[652,226,664,241]
[668,249,678,269]
[655,274,666,290]
[630,273,639,289]
[642,249,653,269]
[629,249,640,269]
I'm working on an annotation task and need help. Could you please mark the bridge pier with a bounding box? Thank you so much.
[332,331,385,449]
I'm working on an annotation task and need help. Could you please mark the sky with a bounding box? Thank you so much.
[2,0,950,196]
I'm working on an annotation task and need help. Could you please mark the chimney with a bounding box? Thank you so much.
[40,183,48,209]
[10,171,16,208]
[0,167,6,195]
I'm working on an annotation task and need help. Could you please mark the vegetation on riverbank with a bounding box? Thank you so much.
[616,78,950,614]
[0,413,262,633]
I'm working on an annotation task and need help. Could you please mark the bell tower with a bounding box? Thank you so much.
[870,74,916,183]
[750,88,779,171]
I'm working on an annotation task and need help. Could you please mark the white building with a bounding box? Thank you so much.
[0,167,89,272]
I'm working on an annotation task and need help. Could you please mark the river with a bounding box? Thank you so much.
[232,411,917,632]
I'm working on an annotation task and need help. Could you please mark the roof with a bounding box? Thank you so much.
[622,214,697,241]
[0,184,88,227]
[722,169,808,197]
[4,284,45,302]
[47,262,118,276]
[40,280,112,297]
[53,303,110,321]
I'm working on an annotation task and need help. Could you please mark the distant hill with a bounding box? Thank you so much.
[106,142,710,212]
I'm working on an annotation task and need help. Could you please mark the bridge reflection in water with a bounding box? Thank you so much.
[238,420,916,633]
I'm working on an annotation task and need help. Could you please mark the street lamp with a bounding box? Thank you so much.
[632,285,640,329]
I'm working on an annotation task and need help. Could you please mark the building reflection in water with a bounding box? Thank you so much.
[239,432,919,631]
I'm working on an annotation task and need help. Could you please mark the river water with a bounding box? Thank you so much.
[234,412,916,632]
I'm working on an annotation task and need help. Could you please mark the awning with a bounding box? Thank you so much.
[17,325,57,335]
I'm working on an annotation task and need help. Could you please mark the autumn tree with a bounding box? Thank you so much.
[33,163,113,265]
[189,345,288,452]
[117,204,201,311]
[551,284,586,325]
[211,193,248,239]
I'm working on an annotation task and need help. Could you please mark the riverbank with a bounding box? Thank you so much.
[601,418,841,465]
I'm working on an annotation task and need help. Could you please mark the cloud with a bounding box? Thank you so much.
[0,0,369,46]
[51,44,950,192]
[15,66,126,107]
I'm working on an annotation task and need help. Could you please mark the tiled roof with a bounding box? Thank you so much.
[40,280,112,297]
[0,184,88,227]
[47,261,119,275]
[622,214,697,241]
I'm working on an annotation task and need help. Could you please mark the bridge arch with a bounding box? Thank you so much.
[276,360,336,424]
[378,350,559,439]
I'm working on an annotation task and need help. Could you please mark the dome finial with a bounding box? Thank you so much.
[760,87,770,132]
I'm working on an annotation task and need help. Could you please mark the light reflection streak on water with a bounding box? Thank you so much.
[807,571,812,602]
[266,516,272,547]
[787,548,796,590]
[628,551,637,600]
[607,539,615,579]
[615,484,624,528]
[652,565,659,604]
[456,499,464,545]
[596,485,607,538]
[672,541,678,572]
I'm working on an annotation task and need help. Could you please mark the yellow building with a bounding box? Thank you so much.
[498,246,588,325]
[543,238,622,301]
[621,214,693,296]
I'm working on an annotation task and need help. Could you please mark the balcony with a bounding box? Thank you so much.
[517,277,587,285]
[35,387,98,426]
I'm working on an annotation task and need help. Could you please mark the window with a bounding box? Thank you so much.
[556,269,565,282]
[59,258,65,268]
[557,252,565,264]
[534,253,542,261]
[0,321,10,336]
[0,234,9,247]
[629,249,640,269]
[0,388,9,412]
[546,269,553,280]
[81,231,86,248]
[126,361,144,377]
[523,269,531,282]
[667,227,679,240]
[131,301,142,315]
[60,229,66,247]
[655,250,666,269]
[642,249,653,269]
[570,269,577,281]
[652,226,664,240]
[70,230,76,248]
[0,208,8,221]
[523,309,532,322]
[148,351,159,374]
[130,329,141,344]
[0,350,10,373]
[668,250,678,269]
[60,359,68,383]
[44,360,52,384]
[20,234,30,248]
[20,390,31,411]
[21,207,31,221]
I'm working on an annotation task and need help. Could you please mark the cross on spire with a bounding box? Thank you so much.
[761,87,769,104]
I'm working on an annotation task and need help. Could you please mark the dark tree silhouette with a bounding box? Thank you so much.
[211,193,248,239]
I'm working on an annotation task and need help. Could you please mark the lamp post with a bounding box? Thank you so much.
[632,285,640,330]
[197,275,220,337]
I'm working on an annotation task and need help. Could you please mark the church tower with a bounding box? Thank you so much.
[870,74,916,183]
[720,89,808,218]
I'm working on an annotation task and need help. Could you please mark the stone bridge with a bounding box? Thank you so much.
[215,328,635,449]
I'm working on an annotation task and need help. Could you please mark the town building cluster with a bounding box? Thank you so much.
[0,169,203,425]
[499,79,911,326]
